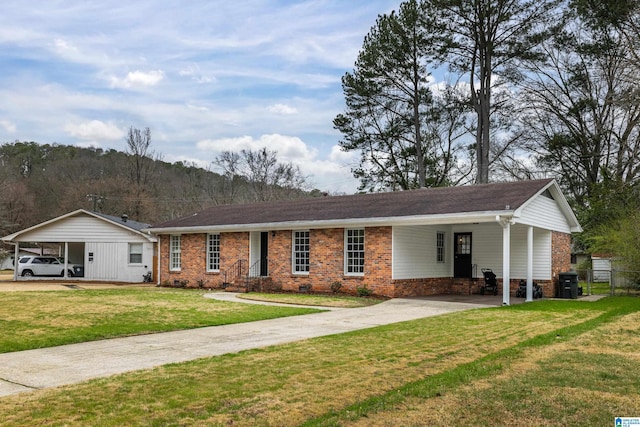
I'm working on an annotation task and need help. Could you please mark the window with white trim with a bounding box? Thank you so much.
[170,235,181,271]
[345,228,365,275]
[436,231,445,263]
[129,243,143,264]
[207,234,220,271]
[292,230,310,274]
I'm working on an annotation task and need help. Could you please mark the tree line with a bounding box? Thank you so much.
[0,132,313,238]
[335,0,640,268]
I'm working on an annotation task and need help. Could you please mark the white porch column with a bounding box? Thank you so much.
[63,242,69,278]
[501,219,511,306]
[13,243,19,281]
[526,226,534,302]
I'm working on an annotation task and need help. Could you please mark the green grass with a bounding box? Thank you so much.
[0,288,321,353]
[583,281,611,295]
[238,292,383,308]
[1,296,638,426]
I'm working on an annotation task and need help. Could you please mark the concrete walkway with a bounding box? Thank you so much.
[0,294,494,397]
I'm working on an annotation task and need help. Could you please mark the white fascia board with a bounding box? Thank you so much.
[145,210,511,235]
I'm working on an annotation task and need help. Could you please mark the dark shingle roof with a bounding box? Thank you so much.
[151,179,554,230]
[92,212,151,232]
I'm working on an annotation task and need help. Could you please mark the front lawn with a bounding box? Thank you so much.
[1,297,638,426]
[0,288,321,353]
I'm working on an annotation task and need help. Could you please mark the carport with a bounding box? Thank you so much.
[2,209,157,283]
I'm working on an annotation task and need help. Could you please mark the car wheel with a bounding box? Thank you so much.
[22,270,33,277]
[67,269,74,277]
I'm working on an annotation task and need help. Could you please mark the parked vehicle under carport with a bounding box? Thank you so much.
[17,256,81,277]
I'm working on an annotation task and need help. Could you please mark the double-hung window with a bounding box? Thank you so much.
[207,234,220,272]
[292,230,310,274]
[170,235,181,271]
[129,243,143,264]
[436,231,445,263]
[345,228,365,275]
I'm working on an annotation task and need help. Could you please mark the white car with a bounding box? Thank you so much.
[17,256,78,277]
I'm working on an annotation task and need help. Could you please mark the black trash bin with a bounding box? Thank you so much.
[558,271,579,299]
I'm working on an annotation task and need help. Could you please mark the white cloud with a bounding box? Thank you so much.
[179,64,216,84]
[53,38,78,54]
[328,144,356,163]
[195,133,360,193]
[267,104,298,115]
[0,120,16,133]
[64,120,124,142]
[109,70,164,89]
[197,134,316,162]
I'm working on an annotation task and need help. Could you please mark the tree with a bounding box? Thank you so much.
[125,126,156,220]
[431,0,563,183]
[214,147,309,202]
[588,207,640,280]
[518,1,640,209]
[334,0,448,191]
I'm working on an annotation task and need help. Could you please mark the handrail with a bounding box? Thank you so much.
[223,259,246,284]
[247,259,262,278]
[247,258,278,278]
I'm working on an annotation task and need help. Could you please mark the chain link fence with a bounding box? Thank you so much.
[575,269,640,296]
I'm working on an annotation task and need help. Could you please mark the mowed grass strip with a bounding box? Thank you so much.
[306,297,640,426]
[238,292,383,308]
[0,300,605,426]
[0,288,321,353]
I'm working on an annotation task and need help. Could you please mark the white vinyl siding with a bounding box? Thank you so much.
[448,223,551,280]
[84,241,155,282]
[207,234,220,272]
[292,231,310,274]
[519,194,571,233]
[85,242,123,280]
[394,223,553,281]
[345,228,365,275]
[15,215,150,243]
[510,226,552,280]
[128,243,143,264]
[170,235,181,271]
[393,225,450,280]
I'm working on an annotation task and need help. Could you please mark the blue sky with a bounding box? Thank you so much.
[0,1,400,193]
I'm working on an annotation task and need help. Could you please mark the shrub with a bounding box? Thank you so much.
[330,281,343,293]
[356,284,373,297]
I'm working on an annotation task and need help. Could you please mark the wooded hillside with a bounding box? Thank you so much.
[0,142,316,236]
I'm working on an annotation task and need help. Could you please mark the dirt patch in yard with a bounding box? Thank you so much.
[0,276,154,292]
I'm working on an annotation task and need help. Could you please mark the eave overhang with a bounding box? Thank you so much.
[145,210,515,235]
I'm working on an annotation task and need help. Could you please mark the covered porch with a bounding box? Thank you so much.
[391,219,566,305]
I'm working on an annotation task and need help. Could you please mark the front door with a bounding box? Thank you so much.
[454,232,472,278]
[260,231,269,276]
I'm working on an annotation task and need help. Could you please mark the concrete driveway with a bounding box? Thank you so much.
[0,293,495,397]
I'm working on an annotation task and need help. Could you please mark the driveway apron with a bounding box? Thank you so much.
[0,294,493,397]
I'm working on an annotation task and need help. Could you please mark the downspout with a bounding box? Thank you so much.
[156,235,161,286]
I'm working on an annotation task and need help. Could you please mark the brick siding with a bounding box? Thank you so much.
[158,228,573,299]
